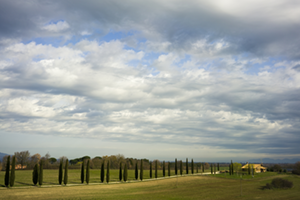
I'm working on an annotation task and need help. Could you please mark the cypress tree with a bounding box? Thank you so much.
[191,159,194,174]
[5,156,10,187]
[119,162,122,181]
[150,162,152,178]
[214,164,216,174]
[168,162,170,177]
[106,161,110,183]
[155,160,158,178]
[81,160,85,183]
[163,161,165,177]
[64,159,68,185]
[33,163,39,185]
[180,160,183,175]
[123,163,128,182]
[86,159,90,184]
[10,156,16,187]
[229,164,231,175]
[217,163,220,171]
[186,158,188,174]
[202,162,204,172]
[101,162,105,183]
[135,162,138,180]
[140,160,143,181]
[211,163,213,174]
[175,158,178,175]
[248,163,251,175]
[231,160,233,175]
[59,160,63,185]
[39,160,43,186]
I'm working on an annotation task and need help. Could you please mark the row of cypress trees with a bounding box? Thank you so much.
[4,157,223,187]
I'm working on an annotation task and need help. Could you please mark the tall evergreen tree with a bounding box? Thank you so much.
[231,160,233,175]
[175,158,178,175]
[186,158,189,174]
[211,163,213,174]
[202,162,204,172]
[81,160,85,183]
[119,162,122,181]
[123,163,128,182]
[191,159,194,174]
[64,159,68,185]
[168,162,171,177]
[163,161,165,177]
[106,161,110,183]
[101,162,105,183]
[217,163,220,171]
[33,163,39,185]
[214,164,216,174]
[248,163,251,175]
[5,156,10,187]
[59,160,63,185]
[39,160,43,186]
[86,159,90,184]
[180,160,183,175]
[150,162,152,178]
[140,160,143,181]
[135,162,138,180]
[229,164,231,175]
[155,160,158,178]
[10,156,16,187]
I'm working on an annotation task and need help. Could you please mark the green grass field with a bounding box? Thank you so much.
[1,170,299,199]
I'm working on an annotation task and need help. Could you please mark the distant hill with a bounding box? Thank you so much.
[0,152,9,162]
[248,158,300,164]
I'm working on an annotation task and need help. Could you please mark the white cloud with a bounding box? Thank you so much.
[42,21,70,32]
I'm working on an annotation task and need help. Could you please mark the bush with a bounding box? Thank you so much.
[263,178,293,189]
[292,161,300,175]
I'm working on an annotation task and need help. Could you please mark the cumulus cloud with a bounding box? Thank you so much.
[0,0,300,160]
[42,21,70,32]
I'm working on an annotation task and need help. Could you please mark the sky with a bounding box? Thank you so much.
[0,0,300,162]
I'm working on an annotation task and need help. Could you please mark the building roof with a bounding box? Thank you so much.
[242,163,267,169]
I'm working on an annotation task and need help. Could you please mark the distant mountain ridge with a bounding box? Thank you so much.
[0,152,10,162]
[248,158,300,163]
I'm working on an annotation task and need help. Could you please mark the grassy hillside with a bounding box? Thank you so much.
[0,172,299,200]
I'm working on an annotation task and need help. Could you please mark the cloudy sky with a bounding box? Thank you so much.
[1,0,300,162]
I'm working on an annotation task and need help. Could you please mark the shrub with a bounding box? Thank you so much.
[292,161,300,175]
[263,178,293,189]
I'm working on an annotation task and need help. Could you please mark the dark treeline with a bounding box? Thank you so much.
[1,151,217,171]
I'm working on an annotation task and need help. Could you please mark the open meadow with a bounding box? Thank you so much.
[0,170,299,199]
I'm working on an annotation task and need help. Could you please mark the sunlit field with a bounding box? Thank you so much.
[0,170,299,200]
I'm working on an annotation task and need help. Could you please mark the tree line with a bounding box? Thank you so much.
[3,155,225,187]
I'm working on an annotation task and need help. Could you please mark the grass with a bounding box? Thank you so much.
[0,172,299,199]
[209,171,282,179]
